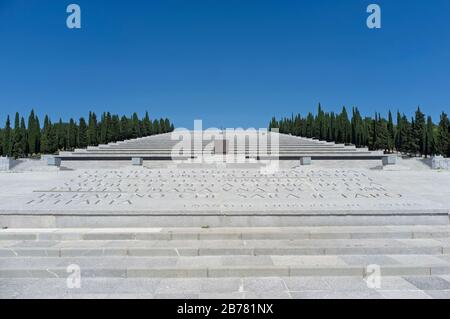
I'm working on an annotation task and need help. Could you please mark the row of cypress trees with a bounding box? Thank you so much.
[0,110,175,158]
[269,104,450,157]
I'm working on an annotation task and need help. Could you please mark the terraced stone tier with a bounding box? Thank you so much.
[58,132,383,160]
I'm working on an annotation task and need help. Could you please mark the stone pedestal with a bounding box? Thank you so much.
[132,157,143,166]
[0,157,14,171]
[300,157,312,165]
[432,156,450,170]
[382,156,397,166]
[47,157,61,167]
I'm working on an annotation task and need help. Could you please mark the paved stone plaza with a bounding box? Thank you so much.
[1,133,450,299]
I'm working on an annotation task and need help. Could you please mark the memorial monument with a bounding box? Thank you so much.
[1,130,450,299]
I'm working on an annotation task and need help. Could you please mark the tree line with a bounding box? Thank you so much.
[0,110,175,158]
[269,104,450,157]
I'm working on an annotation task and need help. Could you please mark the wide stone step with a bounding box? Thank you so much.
[2,226,450,241]
[0,243,448,257]
[1,255,450,278]
[4,275,450,299]
[1,227,449,240]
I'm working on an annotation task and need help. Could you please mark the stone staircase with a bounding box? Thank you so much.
[58,132,383,160]
[0,226,450,290]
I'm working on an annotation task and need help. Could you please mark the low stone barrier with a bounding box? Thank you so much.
[431,156,450,170]
[0,157,14,171]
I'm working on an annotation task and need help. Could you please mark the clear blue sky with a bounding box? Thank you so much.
[1,0,450,129]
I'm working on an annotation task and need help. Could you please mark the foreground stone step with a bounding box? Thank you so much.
[3,276,450,299]
[2,226,450,241]
[2,255,450,278]
[1,238,450,257]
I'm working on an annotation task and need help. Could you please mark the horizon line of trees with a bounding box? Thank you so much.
[269,104,450,158]
[0,110,175,158]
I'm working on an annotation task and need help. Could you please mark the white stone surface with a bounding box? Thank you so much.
[0,159,449,227]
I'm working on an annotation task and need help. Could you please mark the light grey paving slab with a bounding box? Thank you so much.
[0,257,66,269]
[283,277,331,291]
[322,277,372,291]
[390,255,448,266]
[404,276,450,290]
[375,277,419,290]
[11,241,59,248]
[271,256,347,266]
[208,267,289,278]
[0,248,60,257]
[198,292,245,299]
[244,291,292,299]
[378,290,432,299]
[423,290,450,299]
[0,241,21,248]
[9,279,73,298]
[176,256,223,267]
[221,256,274,267]
[340,255,399,266]
[60,248,128,257]
[200,278,241,293]
[0,278,40,298]
[127,268,207,278]
[153,293,199,299]
[243,278,286,293]
[105,293,156,299]
[438,275,450,282]
[290,266,364,277]
[69,278,162,294]
[199,248,254,256]
[154,278,204,294]
[290,290,383,299]
[62,294,111,299]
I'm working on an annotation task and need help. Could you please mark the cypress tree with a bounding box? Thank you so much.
[27,110,37,155]
[67,118,77,150]
[425,116,436,157]
[164,118,171,133]
[131,113,141,138]
[56,119,66,150]
[11,112,24,158]
[437,112,450,157]
[153,119,160,134]
[120,115,130,140]
[20,117,28,155]
[159,118,166,133]
[3,116,12,157]
[0,129,3,156]
[387,111,395,153]
[110,115,120,142]
[87,112,98,146]
[305,113,314,138]
[78,117,88,148]
[41,115,57,154]
[413,107,426,156]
